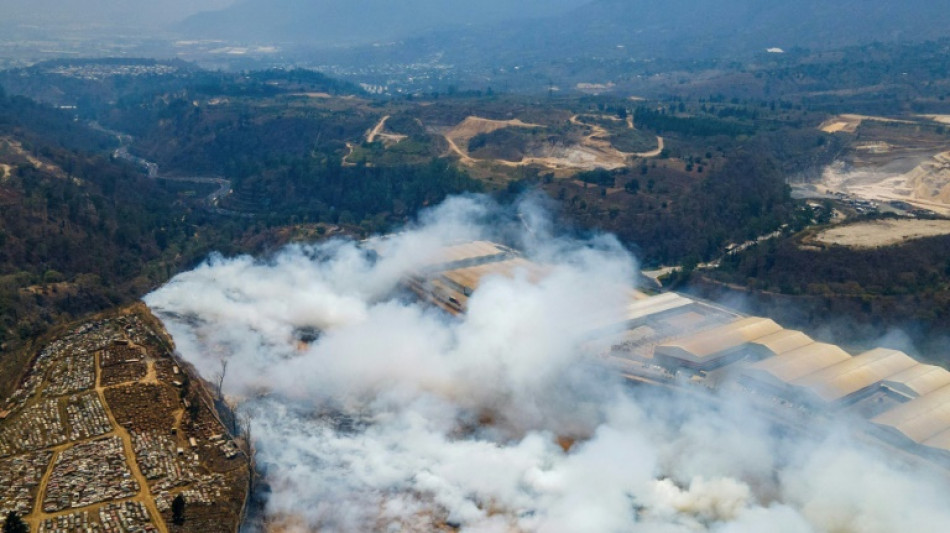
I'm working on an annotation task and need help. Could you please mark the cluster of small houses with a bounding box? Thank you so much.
[0,450,53,520]
[43,436,139,513]
[39,502,157,533]
[64,393,112,442]
[0,314,242,527]
[45,63,179,82]
[3,320,126,414]
[0,398,67,457]
[44,354,96,397]
[133,430,200,491]
[154,473,228,513]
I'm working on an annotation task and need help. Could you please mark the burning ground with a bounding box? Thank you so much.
[145,196,950,532]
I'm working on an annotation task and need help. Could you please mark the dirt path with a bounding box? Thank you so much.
[366,115,390,143]
[25,351,169,532]
[342,142,357,167]
[634,136,665,158]
[142,360,160,385]
[94,350,170,533]
[443,135,476,165]
[819,114,918,133]
[26,447,62,529]
[443,114,663,171]
[570,115,664,159]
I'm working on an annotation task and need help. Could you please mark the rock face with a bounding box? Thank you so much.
[907,152,950,204]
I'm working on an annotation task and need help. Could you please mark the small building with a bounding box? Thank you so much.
[653,317,783,370]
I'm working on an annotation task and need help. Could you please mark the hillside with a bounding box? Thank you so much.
[0,90,256,389]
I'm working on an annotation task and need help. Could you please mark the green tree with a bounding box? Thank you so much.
[172,493,186,525]
[3,512,28,533]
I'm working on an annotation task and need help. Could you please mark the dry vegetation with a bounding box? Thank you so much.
[809,219,950,248]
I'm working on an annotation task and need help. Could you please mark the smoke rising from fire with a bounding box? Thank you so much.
[145,195,950,532]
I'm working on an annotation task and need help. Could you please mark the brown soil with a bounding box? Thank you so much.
[809,219,950,248]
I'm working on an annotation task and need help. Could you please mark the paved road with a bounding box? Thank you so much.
[92,121,245,216]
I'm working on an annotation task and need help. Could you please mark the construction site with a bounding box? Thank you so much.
[407,240,950,467]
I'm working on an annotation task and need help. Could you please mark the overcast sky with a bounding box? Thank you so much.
[0,0,237,28]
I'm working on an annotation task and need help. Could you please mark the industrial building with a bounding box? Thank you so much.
[741,343,852,396]
[789,348,919,405]
[408,240,950,465]
[745,329,815,360]
[873,385,950,457]
[881,364,950,400]
[654,317,783,370]
[416,240,513,272]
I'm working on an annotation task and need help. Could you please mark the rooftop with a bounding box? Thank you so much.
[655,316,783,363]
[745,342,852,384]
[792,348,919,403]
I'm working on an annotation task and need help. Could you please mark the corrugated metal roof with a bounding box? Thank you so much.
[745,342,852,384]
[922,427,950,452]
[579,292,693,334]
[882,364,950,399]
[625,293,693,321]
[873,384,950,445]
[421,241,508,268]
[655,317,783,363]
[748,329,815,356]
[792,348,918,403]
[441,257,546,292]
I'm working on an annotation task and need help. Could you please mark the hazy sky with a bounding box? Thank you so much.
[0,0,237,28]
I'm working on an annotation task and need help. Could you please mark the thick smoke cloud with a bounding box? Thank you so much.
[145,195,950,532]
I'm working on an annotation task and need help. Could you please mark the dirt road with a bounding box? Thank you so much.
[366,115,390,143]
[25,350,169,533]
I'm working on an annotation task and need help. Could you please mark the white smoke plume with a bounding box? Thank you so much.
[145,195,950,532]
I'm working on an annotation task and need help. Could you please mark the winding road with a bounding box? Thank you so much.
[91,122,242,216]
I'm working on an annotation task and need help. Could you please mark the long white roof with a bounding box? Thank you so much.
[792,348,918,403]
[744,342,852,384]
[882,364,950,399]
[655,317,783,363]
[873,385,950,447]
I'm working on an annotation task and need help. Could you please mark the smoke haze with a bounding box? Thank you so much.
[0,0,237,29]
[145,196,950,532]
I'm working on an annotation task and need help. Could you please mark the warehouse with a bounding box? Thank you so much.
[881,364,950,400]
[741,342,852,398]
[582,292,695,335]
[653,317,783,370]
[872,384,950,457]
[790,348,919,405]
[417,240,512,272]
[439,257,547,297]
[745,329,815,361]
